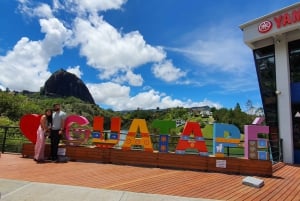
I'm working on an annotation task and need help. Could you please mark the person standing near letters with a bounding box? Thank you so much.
[34,108,52,163]
[50,103,66,161]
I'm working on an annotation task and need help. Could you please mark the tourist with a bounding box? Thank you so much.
[34,108,52,163]
[50,103,66,161]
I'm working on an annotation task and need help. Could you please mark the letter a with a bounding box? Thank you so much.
[122,119,153,152]
[175,122,208,156]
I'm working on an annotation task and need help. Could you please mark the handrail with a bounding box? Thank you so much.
[0,126,282,162]
[0,126,25,153]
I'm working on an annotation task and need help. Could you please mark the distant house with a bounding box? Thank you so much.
[190,106,212,117]
[175,119,185,127]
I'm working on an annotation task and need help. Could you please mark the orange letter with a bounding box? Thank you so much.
[122,119,153,152]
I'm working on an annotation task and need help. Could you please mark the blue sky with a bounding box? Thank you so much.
[0,0,299,111]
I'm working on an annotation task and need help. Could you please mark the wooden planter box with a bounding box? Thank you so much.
[21,143,273,176]
[22,143,51,158]
[239,158,272,177]
[207,157,272,177]
[157,153,208,171]
[69,146,110,163]
[207,157,241,174]
[110,149,157,167]
[21,143,110,163]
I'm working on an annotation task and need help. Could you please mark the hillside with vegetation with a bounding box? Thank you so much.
[0,90,260,136]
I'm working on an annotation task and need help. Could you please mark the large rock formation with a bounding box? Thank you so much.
[41,69,95,104]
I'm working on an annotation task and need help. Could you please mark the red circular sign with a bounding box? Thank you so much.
[258,20,273,33]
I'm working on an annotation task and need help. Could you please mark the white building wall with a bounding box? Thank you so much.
[274,35,294,163]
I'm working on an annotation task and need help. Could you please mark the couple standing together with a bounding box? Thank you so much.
[34,103,66,162]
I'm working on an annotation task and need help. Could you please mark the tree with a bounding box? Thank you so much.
[234,103,242,112]
[212,104,255,132]
[245,99,256,115]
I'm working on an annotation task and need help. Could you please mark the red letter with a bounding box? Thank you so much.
[175,122,208,156]
[292,9,300,23]
[282,13,292,26]
[274,15,282,28]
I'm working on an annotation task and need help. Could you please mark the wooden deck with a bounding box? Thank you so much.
[1,153,300,200]
[21,143,273,176]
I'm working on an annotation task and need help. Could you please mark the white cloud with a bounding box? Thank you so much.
[72,15,166,84]
[0,84,6,91]
[18,0,53,19]
[87,82,222,111]
[112,70,143,86]
[152,60,186,82]
[158,96,222,110]
[34,3,53,18]
[183,38,251,73]
[165,22,253,73]
[186,36,257,94]
[40,18,72,55]
[0,37,51,91]
[87,82,131,109]
[53,0,62,10]
[0,17,71,91]
[127,90,162,110]
[66,65,82,78]
[165,24,257,94]
[69,0,127,14]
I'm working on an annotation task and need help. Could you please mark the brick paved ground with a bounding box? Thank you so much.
[1,153,300,200]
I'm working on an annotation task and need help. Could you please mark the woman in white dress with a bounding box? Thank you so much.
[34,109,52,163]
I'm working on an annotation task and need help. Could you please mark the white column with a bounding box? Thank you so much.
[274,35,294,164]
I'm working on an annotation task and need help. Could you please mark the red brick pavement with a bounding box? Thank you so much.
[1,153,300,201]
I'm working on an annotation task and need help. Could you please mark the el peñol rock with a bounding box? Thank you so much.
[41,69,95,104]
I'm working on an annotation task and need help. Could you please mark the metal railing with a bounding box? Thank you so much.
[0,126,282,163]
[0,126,30,153]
